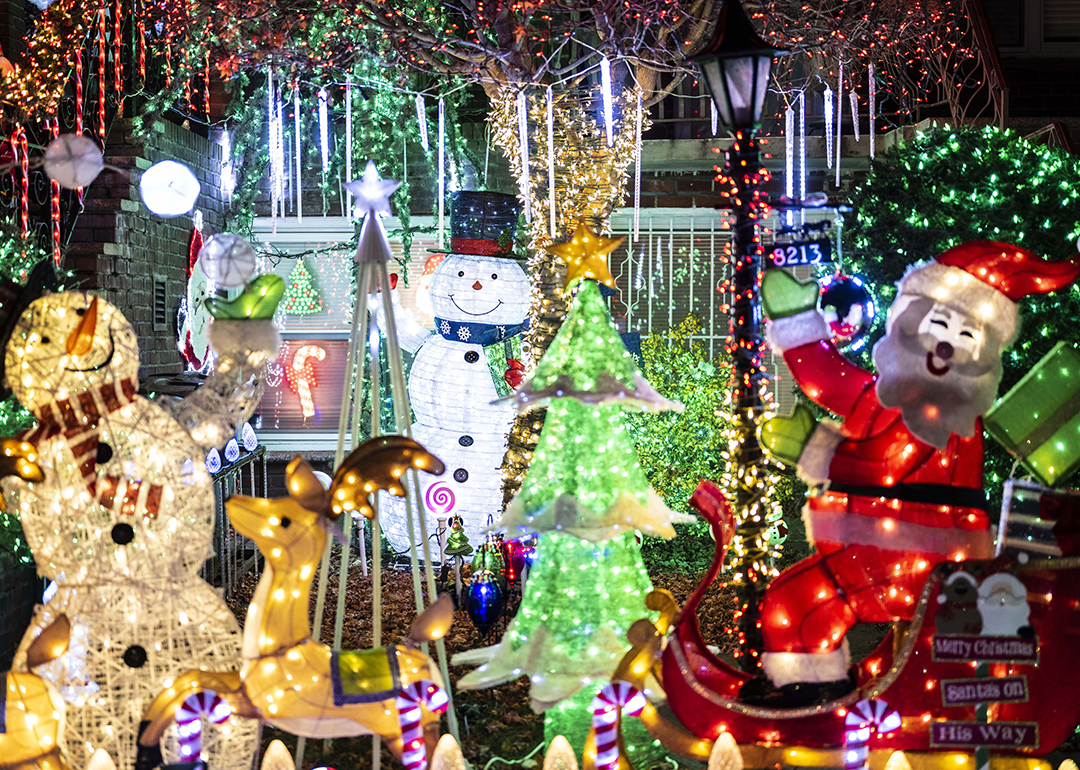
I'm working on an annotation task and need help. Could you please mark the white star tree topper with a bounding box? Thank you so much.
[345,161,401,217]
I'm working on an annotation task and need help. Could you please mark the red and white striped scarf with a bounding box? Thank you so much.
[21,376,166,518]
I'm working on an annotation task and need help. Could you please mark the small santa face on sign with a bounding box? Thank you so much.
[429,254,531,326]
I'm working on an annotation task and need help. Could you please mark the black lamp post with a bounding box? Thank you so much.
[691,0,786,673]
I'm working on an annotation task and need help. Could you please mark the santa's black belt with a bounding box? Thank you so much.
[825,482,989,513]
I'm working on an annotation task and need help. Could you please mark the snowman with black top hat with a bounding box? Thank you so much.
[377,192,531,554]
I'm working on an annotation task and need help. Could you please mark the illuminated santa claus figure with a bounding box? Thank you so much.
[746,241,1080,707]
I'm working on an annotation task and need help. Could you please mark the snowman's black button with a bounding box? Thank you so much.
[123,645,148,668]
[453,468,469,483]
[464,351,480,363]
[458,435,474,447]
[111,523,135,545]
[96,442,113,464]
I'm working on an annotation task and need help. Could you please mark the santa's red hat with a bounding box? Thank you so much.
[896,241,1080,344]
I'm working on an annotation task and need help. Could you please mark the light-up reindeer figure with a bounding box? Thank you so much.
[1,614,73,770]
[140,436,453,764]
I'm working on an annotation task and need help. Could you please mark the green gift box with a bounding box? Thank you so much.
[985,341,1080,487]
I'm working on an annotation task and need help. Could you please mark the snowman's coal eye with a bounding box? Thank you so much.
[41,336,50,344]
[458,270,465,277]
[281,516,292,528]
[75,308,85,317]
[491,273,498,280]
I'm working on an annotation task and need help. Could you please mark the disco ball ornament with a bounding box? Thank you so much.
[140,160,200,217]
[465,570,504,636]
[43,134,104,189]
[819,274,875,350]
[198,234,257,288]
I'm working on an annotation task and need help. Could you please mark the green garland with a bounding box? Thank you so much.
[843,125,1080,503]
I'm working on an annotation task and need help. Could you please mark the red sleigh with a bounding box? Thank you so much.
[612,480,1080,762]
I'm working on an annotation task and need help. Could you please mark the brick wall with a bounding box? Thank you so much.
[69,118,225,378]
[0,0,33,64]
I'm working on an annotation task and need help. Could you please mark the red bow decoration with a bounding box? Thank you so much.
[504,358,525,389]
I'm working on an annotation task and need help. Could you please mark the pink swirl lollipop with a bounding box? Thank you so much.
[425,482,456,515]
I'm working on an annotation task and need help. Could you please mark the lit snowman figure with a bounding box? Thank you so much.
[378,192,530,553]
[1,272,279,769]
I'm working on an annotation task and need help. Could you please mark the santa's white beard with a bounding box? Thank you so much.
[873,328,1001,449]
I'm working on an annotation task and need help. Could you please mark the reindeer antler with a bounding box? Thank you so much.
[329,436,445,518]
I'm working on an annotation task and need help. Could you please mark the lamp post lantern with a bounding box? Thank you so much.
[692,0,786,673]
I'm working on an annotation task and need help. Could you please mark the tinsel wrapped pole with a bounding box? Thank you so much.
[726,129,769,671]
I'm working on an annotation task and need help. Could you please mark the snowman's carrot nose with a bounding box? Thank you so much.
[67,296,98,356]
[472,280,483,290]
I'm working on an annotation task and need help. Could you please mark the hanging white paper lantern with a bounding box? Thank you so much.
[43,134,104,189]
[198,233,257,288]
[140,160,201,217]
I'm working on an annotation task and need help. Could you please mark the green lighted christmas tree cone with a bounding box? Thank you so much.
[282,258,323,315]
[455,226,689,761]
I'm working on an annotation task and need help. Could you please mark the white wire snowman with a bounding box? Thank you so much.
[2,258,281,769]
[375,191,531,554]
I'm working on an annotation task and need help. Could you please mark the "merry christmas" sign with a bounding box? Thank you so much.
[931,635,1039,663]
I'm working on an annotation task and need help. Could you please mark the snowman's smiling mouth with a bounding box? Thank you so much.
[64,329,116,372]
[449,295,504,317]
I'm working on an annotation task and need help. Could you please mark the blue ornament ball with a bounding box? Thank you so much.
[466,571,505,636]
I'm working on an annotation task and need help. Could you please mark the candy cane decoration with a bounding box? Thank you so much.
[396,680,450,770]
[287,344,327,419]
[175,690,232,761]
[591,682,647,770]
[844,698,902,770]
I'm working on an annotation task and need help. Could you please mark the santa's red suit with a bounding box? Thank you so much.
[758,241,1080,689]
[760,337,993,671]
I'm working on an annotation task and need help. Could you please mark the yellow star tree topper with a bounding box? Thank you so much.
[546,219,623,288]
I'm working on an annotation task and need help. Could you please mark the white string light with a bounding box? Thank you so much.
[218,130,234,202]
[824,85,834,170]
[415,93,429,152]
[438,97,446,248]
[634,89,643,244]
[345,75,352,211]
[869,63,876,159]
[835,61,843,188]
[784,104,794,227]
[293,87,302,223]
[318,87,329,178]
[600,56,614,147]
[516,89,531,222]
[546,85,556,240]
[710,99,718,136]
[850,89,860,142]
[799,92,806,225]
